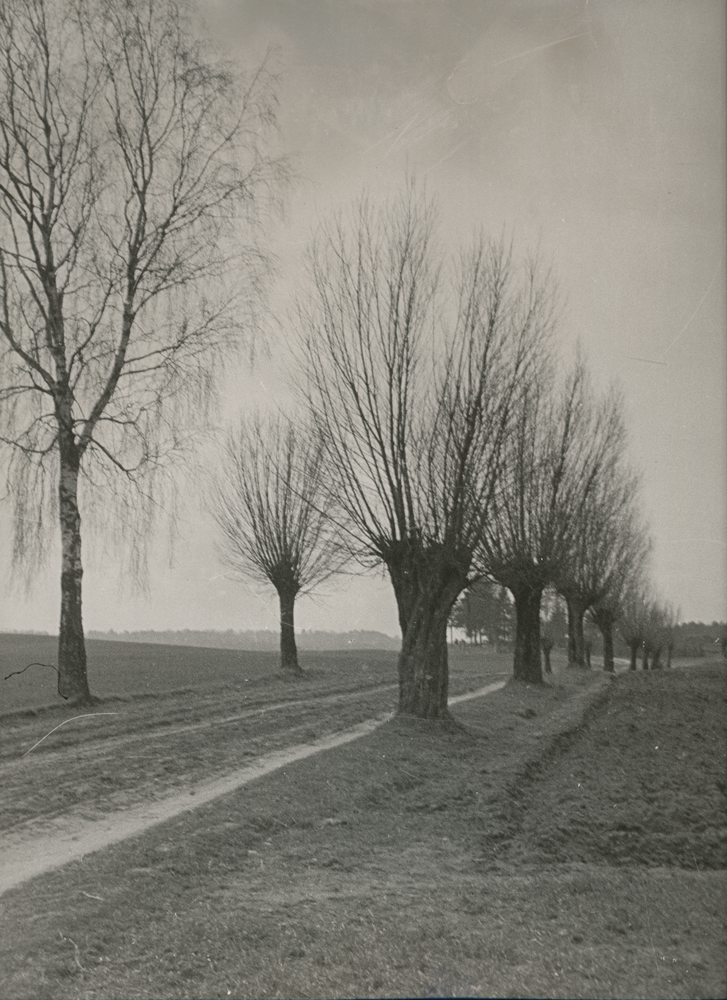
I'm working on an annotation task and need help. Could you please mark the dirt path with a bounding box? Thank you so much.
[1,681,400,769]
[0,681,505,897]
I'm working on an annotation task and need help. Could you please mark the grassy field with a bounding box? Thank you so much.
[0,652,724,1000]
[1,633,346,714]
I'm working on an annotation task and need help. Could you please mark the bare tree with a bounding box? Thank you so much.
[553,400,645,669]
[618,584,652,671]
[210,415,346,675]
[644,599,678,669]
[449,580,511,648]
[481,355,615,683]
[0,0,286,702]
[662,604,679,668]
[297,187,554,718]
[588,516,651,672]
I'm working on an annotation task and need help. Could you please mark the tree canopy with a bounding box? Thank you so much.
[297,186,555,716]
[0,0,286,701]
[210,414,347,673]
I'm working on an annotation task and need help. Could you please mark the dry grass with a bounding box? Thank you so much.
[0,657,725,999]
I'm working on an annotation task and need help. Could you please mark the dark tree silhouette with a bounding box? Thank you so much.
[481,355,616,683]
[618,586,652,671]
[540,586,567,674]
[449,580,511,648]
[0,0,286,702]
[589,519,651,672]
[298,187,554,718]
[644,600,678,669]
[210,415,346,675]
[554,412,646,669]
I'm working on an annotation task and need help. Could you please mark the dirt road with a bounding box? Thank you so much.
[0,681,505,896]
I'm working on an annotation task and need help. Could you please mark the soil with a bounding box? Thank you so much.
[0,681,505,896]
[0,655,724,1000]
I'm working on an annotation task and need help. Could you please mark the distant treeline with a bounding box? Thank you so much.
[86,629,401,652]
[667,622,726,658]
[553,621,726,660]
[576,621,725,660]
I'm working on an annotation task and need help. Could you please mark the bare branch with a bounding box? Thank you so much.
[209,413,348,673]
[296,183,556,713]
[0,0,288,701]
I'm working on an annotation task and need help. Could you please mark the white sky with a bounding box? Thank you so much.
[2,0,725,634]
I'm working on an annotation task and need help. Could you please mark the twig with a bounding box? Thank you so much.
[3,661,69,699]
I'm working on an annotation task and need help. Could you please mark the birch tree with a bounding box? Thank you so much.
[0,0,286,702]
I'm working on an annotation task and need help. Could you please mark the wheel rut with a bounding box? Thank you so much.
[0,681,505,897]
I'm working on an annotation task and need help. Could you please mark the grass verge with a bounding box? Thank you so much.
[0,663,725,999]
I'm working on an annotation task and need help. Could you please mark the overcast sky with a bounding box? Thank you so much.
[3,0,725,635]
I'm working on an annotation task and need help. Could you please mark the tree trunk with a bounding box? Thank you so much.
[641,645,649,670]
[628,641,639,671]
[58,437,92,704]
[396,596,453,717]
[542,642,553,674]
[387,545,468,719]
[601,623,615,672]
[278,587,302,675]
[566,597,587,667]
[511,584,543,683]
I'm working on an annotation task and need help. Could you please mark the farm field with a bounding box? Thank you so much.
[0,638,506,839]
[1,633,396,714]
[0,643,724,999]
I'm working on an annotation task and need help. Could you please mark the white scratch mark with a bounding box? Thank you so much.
[23,713,120,756]
[625,356,669,367]
[425,137,471,174]
[490,32,589,68]
[663,259,722,357]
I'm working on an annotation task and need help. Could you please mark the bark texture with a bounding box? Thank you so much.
[511,584,544,683]
[600,624,615,673]
[566,596,588,667]
[387,545,468,718]
[57,435,92,704]
[278,587,302,675]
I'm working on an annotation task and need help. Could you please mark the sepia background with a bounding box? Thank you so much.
[2,0,725,636]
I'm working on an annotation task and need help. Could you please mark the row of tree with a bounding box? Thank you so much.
[0,0,668,721]
[210,188,659,719]
[450,580,682,674]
